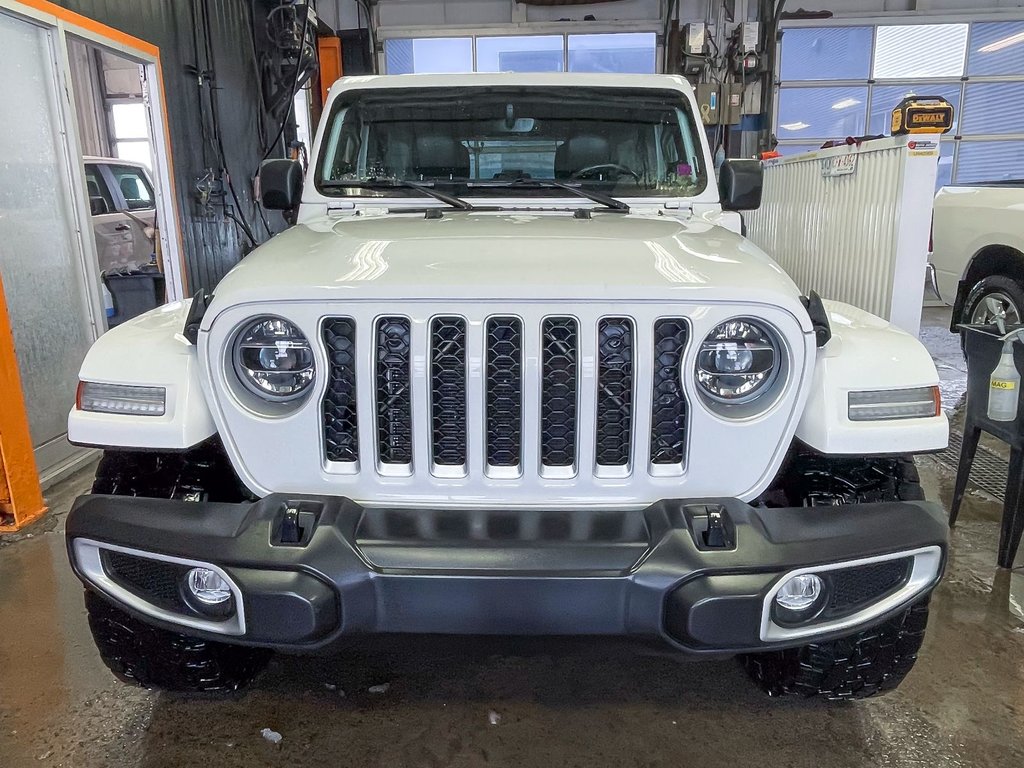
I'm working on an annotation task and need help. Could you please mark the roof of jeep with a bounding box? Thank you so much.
[327,72,694,98]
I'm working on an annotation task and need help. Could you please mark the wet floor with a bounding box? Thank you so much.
[1,459,1023,768]
[2,307,1023,767]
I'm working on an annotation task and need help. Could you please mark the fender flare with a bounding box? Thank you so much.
[68,300,216,450]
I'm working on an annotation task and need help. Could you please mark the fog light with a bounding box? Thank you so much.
[185,567,231,605]
[775,574,823,611]
[772,573,827,626]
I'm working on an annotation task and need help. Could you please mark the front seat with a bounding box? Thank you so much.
[554,135,611,179]
[413,136,470,180]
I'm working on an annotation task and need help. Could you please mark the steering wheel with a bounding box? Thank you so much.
[569,163,641,182]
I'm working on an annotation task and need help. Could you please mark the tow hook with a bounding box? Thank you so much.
[273,501,323,546]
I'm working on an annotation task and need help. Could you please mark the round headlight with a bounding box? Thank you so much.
[695,319,780,403]
[233,316,315,401]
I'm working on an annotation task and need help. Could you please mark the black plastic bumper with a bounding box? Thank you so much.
[66,494,948,654]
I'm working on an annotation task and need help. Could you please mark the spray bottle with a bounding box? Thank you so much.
[988,329,1023,422]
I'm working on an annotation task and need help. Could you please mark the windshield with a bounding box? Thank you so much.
[315,86,708,199]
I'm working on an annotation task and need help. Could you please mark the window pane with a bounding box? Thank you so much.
[962,83,1024,136]
[84,165,114,211]
[108,163,154,209]
[568,33,656,74]
[956,141,1024,184]
[936,141,954,191]
[968,22,1024,76]
[111,102,148,140]
[868,84,962,135]
[779,27,873,81]
[115,141,152,170]
[477,36,562,73]
[777,87,868,140]
[384,38,472,75]
[874,24,968,78]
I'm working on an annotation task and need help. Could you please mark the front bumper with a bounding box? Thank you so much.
[66,494,948,654]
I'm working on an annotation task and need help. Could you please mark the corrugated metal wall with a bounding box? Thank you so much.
[54,0,287,293]
[746,136,939,336]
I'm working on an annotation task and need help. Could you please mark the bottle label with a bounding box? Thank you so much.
[991,379,1017,391]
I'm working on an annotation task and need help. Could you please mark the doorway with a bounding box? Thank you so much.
[68,37,169,328]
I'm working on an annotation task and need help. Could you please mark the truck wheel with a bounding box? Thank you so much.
[85,590,270,692]
[742,597,930,700]
[962,275,1024,329]
[85,443,267,692]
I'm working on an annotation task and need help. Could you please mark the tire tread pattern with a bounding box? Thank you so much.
[743,598,930,700]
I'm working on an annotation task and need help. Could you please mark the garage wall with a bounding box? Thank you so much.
[786,1,1024,13]
[52,0,287,294]
[320,0,666,31]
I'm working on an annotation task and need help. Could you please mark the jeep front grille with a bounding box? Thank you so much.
[322,318,359,463]
[651,319,689,465]
[375,317,412,465]
[540,317,578,469]
[430,316,468,468]
[596,317,635,468]
[321,313,690,477]
[485,317,523,470]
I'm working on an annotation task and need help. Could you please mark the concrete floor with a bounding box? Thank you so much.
[2,309,1023,768]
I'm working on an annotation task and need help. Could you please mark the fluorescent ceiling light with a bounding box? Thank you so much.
[780,122,809,131]
[979,31,1024,53]
[831,98,862,110]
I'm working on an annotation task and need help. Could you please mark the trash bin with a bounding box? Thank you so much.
[103,270,166,328]
[950,323,1024,568]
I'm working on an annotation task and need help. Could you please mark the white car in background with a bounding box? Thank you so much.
[931,183,1024,329]
[83,156,157,272]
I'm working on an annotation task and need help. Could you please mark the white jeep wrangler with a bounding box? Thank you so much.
[66,73,949,700]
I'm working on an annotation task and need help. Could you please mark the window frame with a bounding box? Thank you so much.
[775,15,1024,186]
[380,27,661,77]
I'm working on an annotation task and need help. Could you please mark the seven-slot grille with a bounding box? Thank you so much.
[321,315,689,475]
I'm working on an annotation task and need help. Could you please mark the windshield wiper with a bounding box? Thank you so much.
[465,178,630,212]
[320,178,475,210]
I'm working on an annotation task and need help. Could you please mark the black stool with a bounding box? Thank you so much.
[950,324,1024,569]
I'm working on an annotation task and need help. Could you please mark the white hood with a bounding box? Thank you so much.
[208,211,808,325]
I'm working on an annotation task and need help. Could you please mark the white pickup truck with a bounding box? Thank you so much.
[65,73,948,701]
[931,184,1024,329]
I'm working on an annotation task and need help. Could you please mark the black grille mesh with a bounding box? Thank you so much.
[431,317,467,466]
[375,317,412,464]
[322,318,359,462]
[103,550,190,611]
[651,319,689,465]
[486,317,523,467]
[541,318,578,467]
[826,558,912,616]
[596,318,634,466]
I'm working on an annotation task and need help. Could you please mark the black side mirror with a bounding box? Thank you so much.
[259,159,303,210]
[89,196,109,216]
[719,159,763,212]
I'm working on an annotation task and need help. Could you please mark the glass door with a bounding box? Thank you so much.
[0,10,99,481]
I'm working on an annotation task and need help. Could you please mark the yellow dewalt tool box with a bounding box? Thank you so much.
[890,96,955,135]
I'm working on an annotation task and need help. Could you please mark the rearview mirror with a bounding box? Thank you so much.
[719,159,763,212]
[89,196,109,216]
[259,159,303,210]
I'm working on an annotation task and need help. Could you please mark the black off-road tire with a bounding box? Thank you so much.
[742,597,930,700]
[745,450,931,699]
[86,591,270,693]
[85,440,268,692]
[761,452,925,507]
